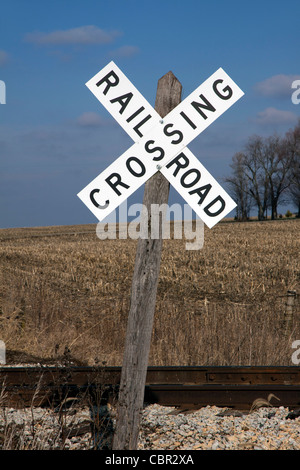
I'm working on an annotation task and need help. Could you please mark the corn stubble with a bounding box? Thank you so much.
[0,220,299,366]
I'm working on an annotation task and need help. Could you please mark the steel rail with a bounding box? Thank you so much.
[0,365,300,410]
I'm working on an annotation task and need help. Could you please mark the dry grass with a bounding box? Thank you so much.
[0,219,299,366]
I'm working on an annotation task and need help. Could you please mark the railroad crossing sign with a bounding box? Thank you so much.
[77,62,244,228]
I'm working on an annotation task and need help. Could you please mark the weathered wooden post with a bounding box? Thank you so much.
[112,72,182,450]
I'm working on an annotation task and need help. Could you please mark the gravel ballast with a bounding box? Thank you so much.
[0,403,299,450]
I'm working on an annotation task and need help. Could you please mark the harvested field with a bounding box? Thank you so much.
[0,219,299,366]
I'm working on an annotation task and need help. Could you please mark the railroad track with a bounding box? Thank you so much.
[0,365,300,411]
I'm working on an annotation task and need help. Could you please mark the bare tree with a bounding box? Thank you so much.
[227,125,299,221]
[241,135,269,221]
[285,120,300,216]
[290,161,300,217]
[260,134,293,220]
[225,152,252,221]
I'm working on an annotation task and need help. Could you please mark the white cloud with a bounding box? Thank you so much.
[24,25,121,46]
[0,50,9,66]
[255,107,298,125]
[255,74,300,98]
[76,112,106,127]
[109,45,140,58]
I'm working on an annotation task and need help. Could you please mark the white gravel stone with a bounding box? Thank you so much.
[0,402,299,450]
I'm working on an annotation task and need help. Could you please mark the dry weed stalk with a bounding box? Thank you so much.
[250,393,281,413]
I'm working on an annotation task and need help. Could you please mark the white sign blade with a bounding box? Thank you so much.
[160,67,244,153]
[77,144,157,222]
[79,65,243,227]
[86,61,161,142]
[77,128,236,227]
[160,148,236,228]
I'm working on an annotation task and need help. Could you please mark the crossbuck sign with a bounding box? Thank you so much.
[77,62,244,228]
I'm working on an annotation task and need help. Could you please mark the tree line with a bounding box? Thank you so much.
[225,120,300,221]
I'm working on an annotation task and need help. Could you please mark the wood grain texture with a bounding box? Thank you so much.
[112,71,182,450]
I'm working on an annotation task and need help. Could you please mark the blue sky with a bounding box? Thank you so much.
[0,0,299,228]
